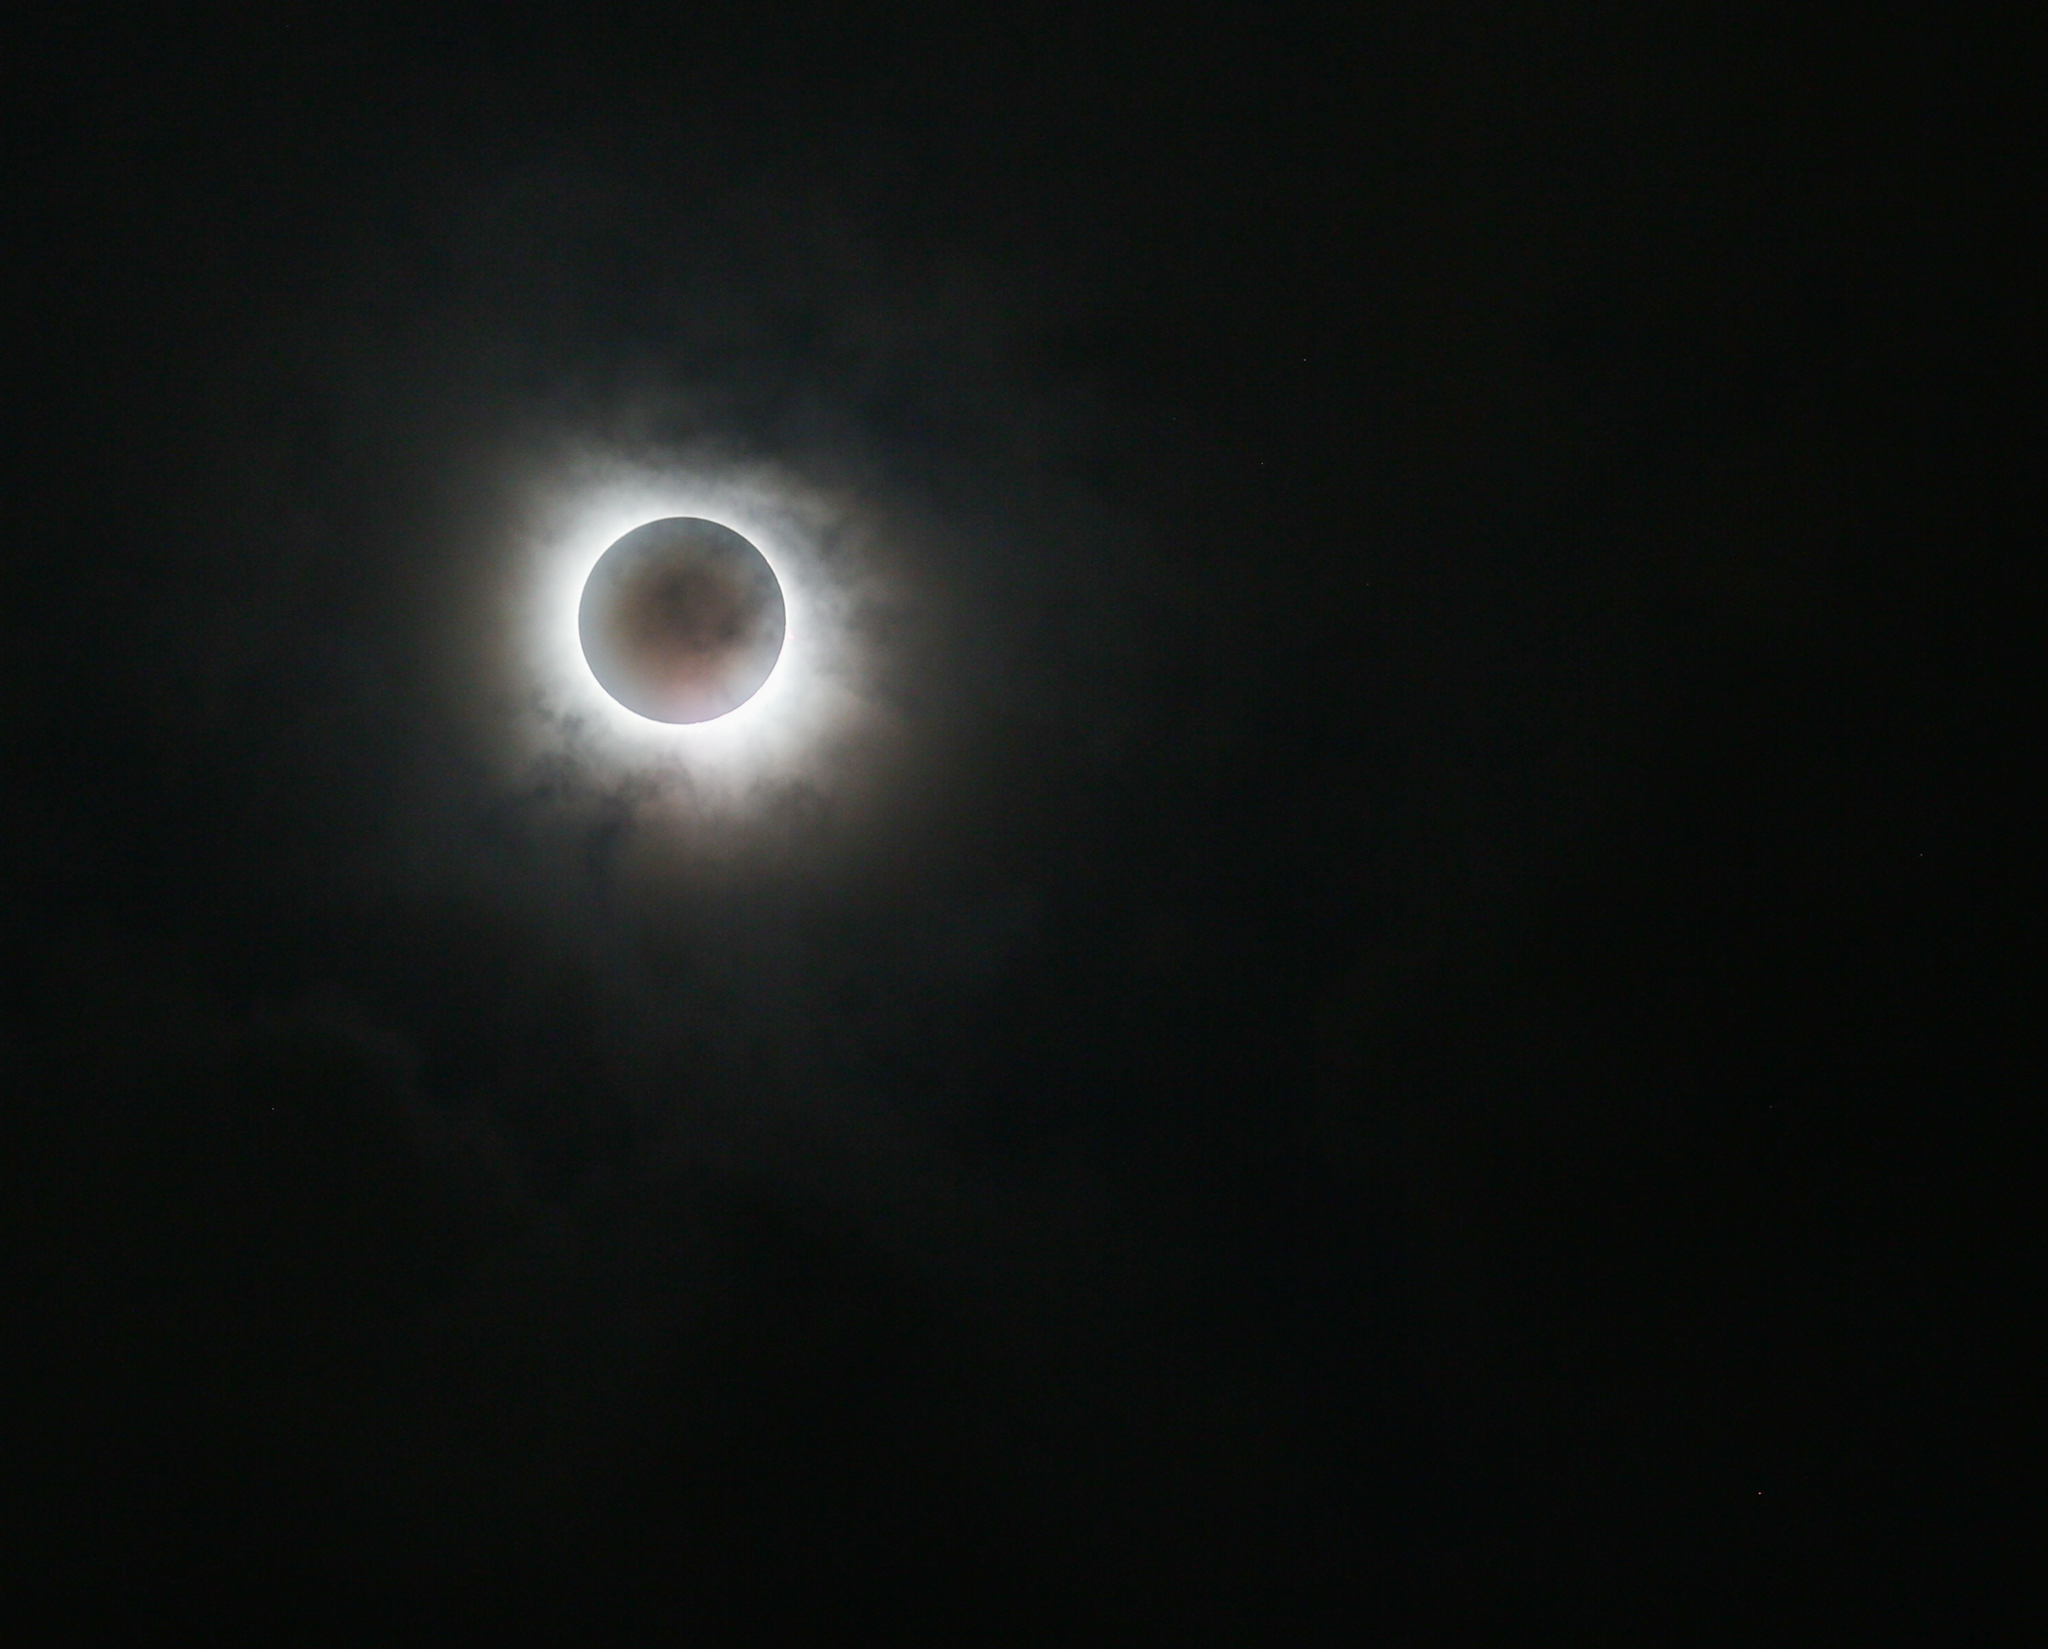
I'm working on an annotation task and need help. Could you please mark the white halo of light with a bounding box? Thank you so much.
[513,454,876,796]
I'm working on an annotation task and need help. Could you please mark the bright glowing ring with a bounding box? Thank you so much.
[518,461,861,787]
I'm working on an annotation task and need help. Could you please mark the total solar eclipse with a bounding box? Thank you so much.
[578,517,787,723]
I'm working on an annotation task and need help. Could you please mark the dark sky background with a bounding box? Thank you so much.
[3,7,2036,1640]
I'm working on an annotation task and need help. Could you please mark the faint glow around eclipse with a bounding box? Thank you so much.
[526,468,849,777]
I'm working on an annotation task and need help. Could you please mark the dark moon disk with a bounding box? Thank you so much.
[578,518,787,723]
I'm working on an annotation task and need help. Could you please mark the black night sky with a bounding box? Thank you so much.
[4,8,2035,1640]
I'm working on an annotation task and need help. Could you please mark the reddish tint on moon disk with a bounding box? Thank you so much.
[578,518,786,723]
